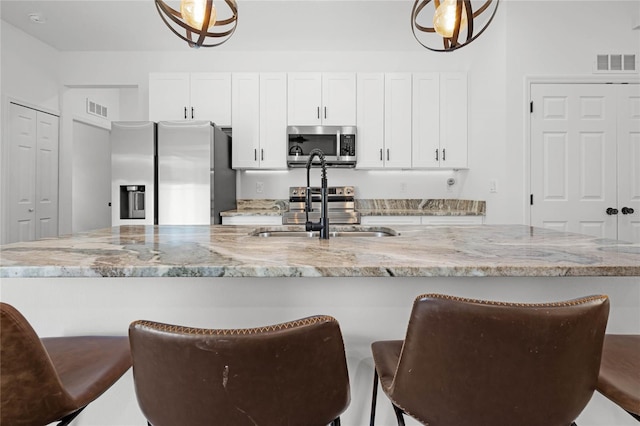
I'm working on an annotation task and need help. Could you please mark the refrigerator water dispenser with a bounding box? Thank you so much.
[120,185,146,219]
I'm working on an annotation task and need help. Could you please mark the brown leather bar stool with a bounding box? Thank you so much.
[129,315,350,426]
[0,302,132,426]
[597,334,640,421]
[369,293,610,426]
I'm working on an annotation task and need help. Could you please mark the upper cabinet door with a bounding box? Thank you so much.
[322,73,356,125]
[411,72,468,169]
[259,73,288,169]
[384,73,412,169]
[190,73,232,126]
[412,73,440,168]
[149,73,191,121]
[439,72,468,169]
[232,73,260,169]
[356,73,385,169]
[149,72,231,124]
[287,73,322,125]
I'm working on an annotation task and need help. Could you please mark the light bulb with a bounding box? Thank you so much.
[433,0,467,38]
[181,0,217,30]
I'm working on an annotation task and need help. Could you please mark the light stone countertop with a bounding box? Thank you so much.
[220,199,486,217]
[1,224,638,278]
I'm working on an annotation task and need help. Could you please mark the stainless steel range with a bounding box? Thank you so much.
[283,186,361,225]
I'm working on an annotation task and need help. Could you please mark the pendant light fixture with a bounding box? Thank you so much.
[155,0,238,48]
[411,0,499,52]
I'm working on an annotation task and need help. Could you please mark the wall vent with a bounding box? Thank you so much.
[594,54,637,73]
[86,98,108,119]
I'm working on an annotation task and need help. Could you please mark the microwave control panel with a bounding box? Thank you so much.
[340,134,356,156]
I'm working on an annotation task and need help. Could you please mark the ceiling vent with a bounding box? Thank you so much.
[86,98,108,119]
[594,54,637,73]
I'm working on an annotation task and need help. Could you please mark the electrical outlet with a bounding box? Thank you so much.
[489,179,498,193]
[256,182,264,194]
[400,182,407,193]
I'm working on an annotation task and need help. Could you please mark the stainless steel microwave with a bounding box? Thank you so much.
[287,125,357,168]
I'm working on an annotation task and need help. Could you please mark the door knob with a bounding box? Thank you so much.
[606,207,619,215]
[621,207,635,215]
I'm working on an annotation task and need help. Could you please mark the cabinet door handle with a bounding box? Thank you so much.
[621,207,635,215]
[387,149,390,161]
[442,148,446,161]
[435,149,439,161]
[317,107,320,119]
[254,149,257,161]
[28,208,34,212]
[324,107,327,119]
[380,149,383,161]
[184,107,187,119]
[191,107,194,119]
[261,149,264,161]
[606,207,619,215]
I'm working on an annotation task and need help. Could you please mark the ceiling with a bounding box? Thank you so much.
[0,0,424,52]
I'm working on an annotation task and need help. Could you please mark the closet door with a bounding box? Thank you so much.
[6,103,59,243]
[35,111,59,239]
[530,83,618,239]
[616,84,640,243]
[8,103,37,242]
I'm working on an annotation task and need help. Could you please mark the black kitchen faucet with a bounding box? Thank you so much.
[305,148,329,240]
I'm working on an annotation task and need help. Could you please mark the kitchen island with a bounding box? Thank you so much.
[1,224,639,426]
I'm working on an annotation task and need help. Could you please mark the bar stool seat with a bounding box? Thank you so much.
[0,302,132,426]
[597,334,640,421]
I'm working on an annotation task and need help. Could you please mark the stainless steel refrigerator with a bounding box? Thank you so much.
[111,121,236,226]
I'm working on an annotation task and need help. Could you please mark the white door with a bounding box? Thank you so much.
[287,73,322,125]
[356,73,385,169]
[616,84,640,242]
[148,72,191,121]
[530,83,640,242]
[72,120,111,233]
[322,73,356,125]
[190,72,232,125]
[8,103,37,242]
[259,73,287,169]
[35,112,59,239]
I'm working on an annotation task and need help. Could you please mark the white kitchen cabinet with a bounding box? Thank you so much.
[287,73,356,126]
[221,216,283,226]
[361,216,422,226]
[232,73,287,169]
[356,73,412,169]
[356,73,385,168]
[384,73,413,168]
[149,72,231,125]
[361,215,484,226]
[412,72,468,169]
[420,216,484,225]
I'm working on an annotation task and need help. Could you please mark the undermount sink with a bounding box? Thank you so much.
[250,227,399,238]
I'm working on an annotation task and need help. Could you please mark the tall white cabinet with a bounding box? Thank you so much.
[6,103,59,243]
[356,73,412,169]
[149,72,232,125]
[412,72,468,168]
[232,73,287,169]
[287,73,356,126]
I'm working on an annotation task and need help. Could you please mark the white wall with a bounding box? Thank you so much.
[2,1,639,231]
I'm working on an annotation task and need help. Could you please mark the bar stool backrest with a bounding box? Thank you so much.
[390,294,610,426]
[129,315,350,426]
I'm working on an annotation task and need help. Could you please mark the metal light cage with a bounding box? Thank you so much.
[411,0,499,52]
[155,0,238,48]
